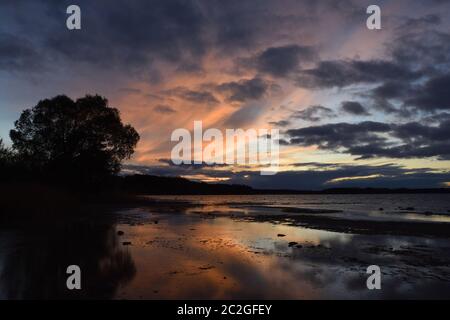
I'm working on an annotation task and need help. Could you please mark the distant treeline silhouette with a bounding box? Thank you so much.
[117,174,450,195]
[119,174,254,195]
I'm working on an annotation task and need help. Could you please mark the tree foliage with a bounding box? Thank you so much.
[9,95,140,185]
[0,139,12,165]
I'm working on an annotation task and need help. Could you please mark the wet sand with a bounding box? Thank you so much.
[238,212,450,238]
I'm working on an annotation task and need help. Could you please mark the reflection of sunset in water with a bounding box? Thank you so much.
[115,217,324,299]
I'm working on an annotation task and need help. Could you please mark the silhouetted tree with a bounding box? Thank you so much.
[0,139,10,161]
[9,95,140,187]
[0,139,14,176]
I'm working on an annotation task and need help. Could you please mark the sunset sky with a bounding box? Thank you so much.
[1,0,450,189]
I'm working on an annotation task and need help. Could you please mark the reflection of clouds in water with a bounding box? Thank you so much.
[117,217,322,299]
[114,212,450,299]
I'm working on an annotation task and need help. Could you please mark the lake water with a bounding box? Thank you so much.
[1,194,450,299]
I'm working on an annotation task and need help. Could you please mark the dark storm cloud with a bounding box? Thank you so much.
[154,105,176,114]
[204,0,356,53]
[397,14,441,31]
[341,101,370,116]
[287,121,391,150]
[209,1,261,51]
[156,158,228,169]
[423,112,450,123]
[404,74,450,111]
[0,0,383,81]
[392,120,450,142]
[255,45,316,77]
[269,120,291,127]
[292,162,340,168]
[1,1,447,86]
[49,1,208,67]
[389,30,450,68]
[368,29,450,115]
[162,87,219,105]
[371,81,409,100]
[0,33,42,72]
[296,59,420,89]
[176,62,204,74]
[372,98,402,115]
[286,119,450,160]
[122,162,233,181]
[0,0,210,77]
[269,104,337,127]
[369,82,414,115]
[216,78,269,103]
[292,105,336,122]
[291,24,450,117]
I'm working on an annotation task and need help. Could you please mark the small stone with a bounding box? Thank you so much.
[288,242,298,247]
